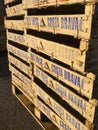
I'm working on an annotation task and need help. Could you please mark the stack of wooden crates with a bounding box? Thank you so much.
[4,0,98,130]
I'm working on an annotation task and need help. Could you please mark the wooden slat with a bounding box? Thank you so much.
[8,54,30,75]
[7,32,26,46]
[6,4,25,17]
[5,20,24,31]
[10,65,31,86]
[34,65,96,123]
[23,0,98,9]
[30,52,95,99]
[23,0,56,9]
[7,43,28,62]
[26,34,87,73]
[25,14,92,39]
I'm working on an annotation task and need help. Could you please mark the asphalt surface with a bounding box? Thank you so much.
[0,52,42,130]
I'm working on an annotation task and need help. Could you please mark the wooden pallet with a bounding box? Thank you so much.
[8,54,31,75]
[6,4,25,17]
[7,43,28,62]
[7,31,26,46]
[30,52,95,99]
[34,65,97,123]
[5,20,24,31]
[23,0,98,9]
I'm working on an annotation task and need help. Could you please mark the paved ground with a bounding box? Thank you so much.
[0,52,42,130]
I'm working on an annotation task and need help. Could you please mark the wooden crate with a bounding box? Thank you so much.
[12,76,72,130]
[8,54,31,75]
[6,4,25,17]
[7,43,28,62]
[10,65,32,86]
[30,52,95,99]
[32,82,92,130]
[25,3,98,39]
[34,65,97,123]
[5,20,24,31]
[7,31,26,46]
[26,34,92,73]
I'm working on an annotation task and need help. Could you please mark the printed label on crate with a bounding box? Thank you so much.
[30,52,94,99]
[8,54,30,75]
[7,43,28,62]
[7,32,25,45]
[34,65,95,123]
[12,74,34,97]
[34,83,90,130]
[11,65,31,86]
[26,15,92,39]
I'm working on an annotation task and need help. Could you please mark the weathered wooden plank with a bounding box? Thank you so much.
[6,4,25,17]
[30,52,95,99]
[23,0,56,9]
[7,43,28,62]
[34,65,96,123]
[10,65,31,86]
[8,54,30,75]
[25,14,92,39]
[32,82,91,130]
[23,0,98,9]
[7,32,26,46]
[57,0,98,6]
[5,20,24,31]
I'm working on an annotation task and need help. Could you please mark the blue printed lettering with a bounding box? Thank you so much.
[51,64,63,77]
[60,120,71,130]
[36,56,43,66]
[64,70,84,88]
